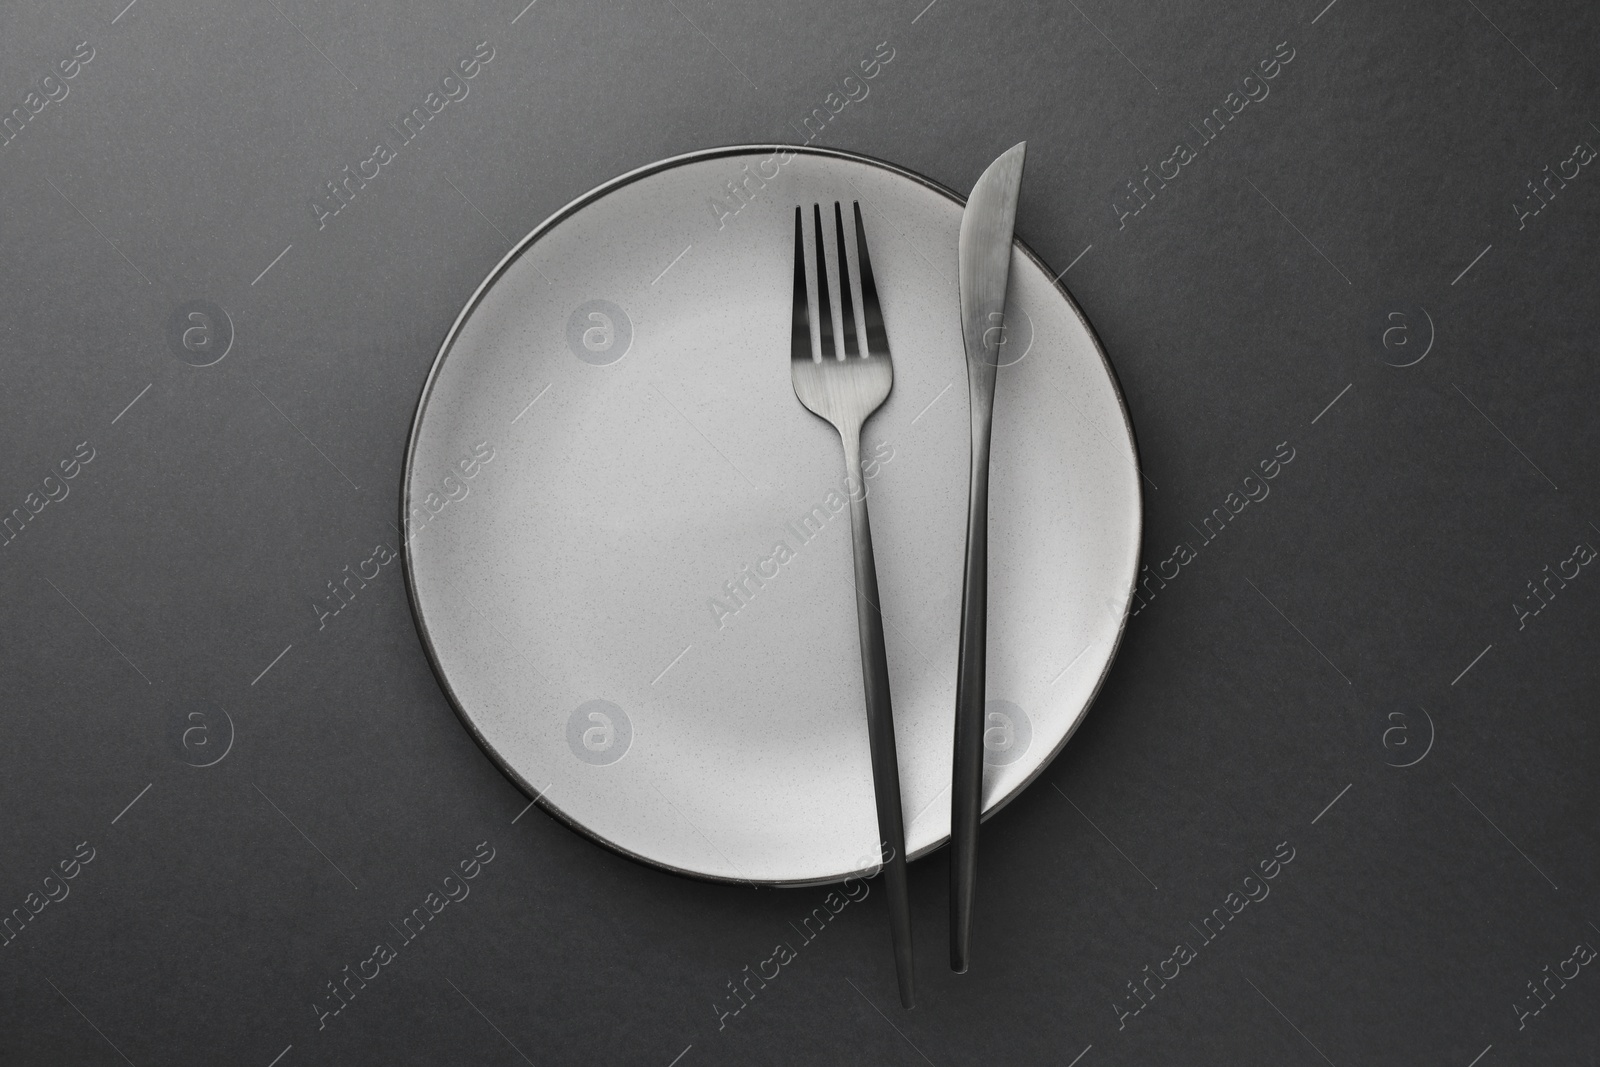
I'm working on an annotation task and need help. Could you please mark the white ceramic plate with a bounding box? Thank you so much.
[403,146,1141,886]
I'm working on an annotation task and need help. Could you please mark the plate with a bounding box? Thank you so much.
[403,146,1141,885]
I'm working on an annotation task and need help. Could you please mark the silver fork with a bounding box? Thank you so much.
[790,201,914,1009]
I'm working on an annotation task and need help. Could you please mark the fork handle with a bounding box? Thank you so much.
[841,430,915,1010]
[950,408,992,974]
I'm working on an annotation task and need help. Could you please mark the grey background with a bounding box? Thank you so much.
[2,0,1597,1064]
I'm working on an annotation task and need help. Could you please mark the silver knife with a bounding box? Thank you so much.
[950,141,1026,973]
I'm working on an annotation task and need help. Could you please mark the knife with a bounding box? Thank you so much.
[950,141,1026,973]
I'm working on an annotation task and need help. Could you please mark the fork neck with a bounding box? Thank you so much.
[837,423,867,492]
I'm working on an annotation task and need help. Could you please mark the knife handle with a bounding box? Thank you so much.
[950,414,992,973]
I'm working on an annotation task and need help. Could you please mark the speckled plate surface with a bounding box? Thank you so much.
[402,146,1141,886]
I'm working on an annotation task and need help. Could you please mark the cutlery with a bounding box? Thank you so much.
[950,142,1026,974]
[790,201,914,1008]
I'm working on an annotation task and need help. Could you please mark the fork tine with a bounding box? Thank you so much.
[812,204,835,360]
[791,206,812,363]
[833,203,859,358]
[853,202,889,357]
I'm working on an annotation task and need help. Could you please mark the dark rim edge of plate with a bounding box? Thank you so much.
[398,143,1145,888]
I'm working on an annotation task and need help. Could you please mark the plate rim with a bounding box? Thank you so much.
[399,143,1145,887]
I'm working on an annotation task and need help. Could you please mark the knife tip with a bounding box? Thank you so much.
[997,141,1026,178]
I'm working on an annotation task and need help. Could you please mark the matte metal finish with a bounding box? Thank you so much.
[789,202,914,1007]
[951,142,1027,973]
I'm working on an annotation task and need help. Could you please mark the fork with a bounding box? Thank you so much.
[790,201,914,1009]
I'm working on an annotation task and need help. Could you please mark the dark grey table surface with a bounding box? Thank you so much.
[4,0,1598,1064]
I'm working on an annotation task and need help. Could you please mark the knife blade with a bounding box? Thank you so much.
[950,140,1026,974]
